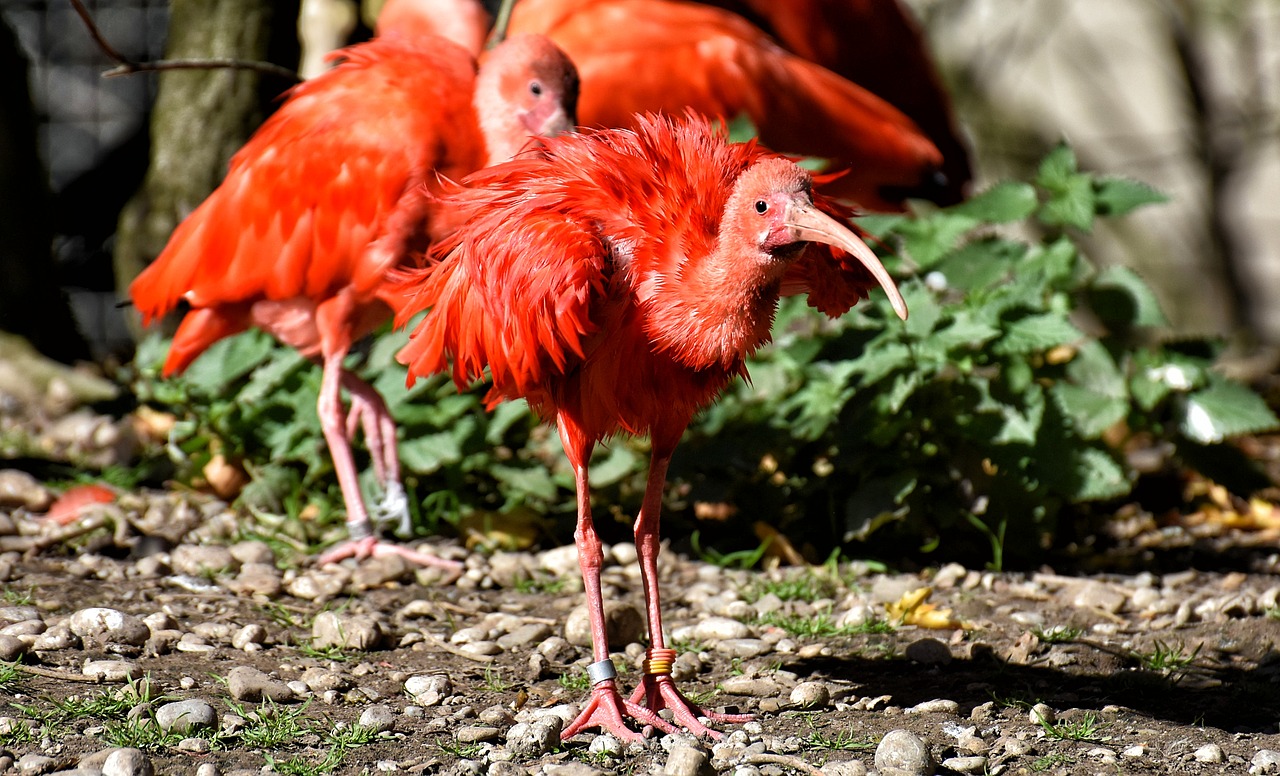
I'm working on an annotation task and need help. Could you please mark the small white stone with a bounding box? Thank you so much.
[1193,744,1224,763]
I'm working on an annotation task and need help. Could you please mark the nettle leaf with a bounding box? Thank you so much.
[1052,384,1128,439]
[900,281,943,339]
[1090,265,1169,328]
[931,311,1001,353]
[485,400,534,445]
[847,342,913,387]
[182,330,278,393]
[979,381,1045,446]
[949,181,1038,223]
[591,445,640,488]
[779,361,859,440]
[1180,378,1280,444]
[1036,145,1096,231]
[1069,447,1132,501]
[491,463,561,502]
[932,238,1023,292]
[1094,176,1167,217]
[400,427,466,473]
[894,212,978,268]
[993,313,1083,355]
[237,349,310,406]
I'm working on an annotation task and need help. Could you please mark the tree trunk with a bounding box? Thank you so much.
[114,0,299,338]
[0,15,90,364]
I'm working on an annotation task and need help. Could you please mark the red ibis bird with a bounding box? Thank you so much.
[129,30,579,568]
[394,113,907,739]
[506,0,946,211]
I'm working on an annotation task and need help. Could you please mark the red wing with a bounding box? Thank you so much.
[509,0,942,211]
[129,38,481,324]
[396,202,610,401]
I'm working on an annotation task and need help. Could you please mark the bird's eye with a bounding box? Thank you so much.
[530,81,544,96]
[754,200,768,214]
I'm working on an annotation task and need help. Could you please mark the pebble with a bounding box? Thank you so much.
[359,704,397,732]
[564,601,645,648]
[713,639,773,658]
[226,666,295,703]
[312,611,387,651]
[507,718,562,757]
[405,674,451,706]
[170,545,235,576]
[717,676,781,697]
[692,616,751,641]
[231,623,267,650]
[1028,703,1055,725]
[1253,750,1280,775]
[496,622,553,650]
[664,739,711,776]
[68,608,150,649]
[904,638,952,665]
[16,753,57,774]
[456,725,500,743]
[155,699,217,733]
[1194,743,1224,763]
[101,748,153,776]
[788,681,830,709]
[225,563,283,597]
[819,761,867,776]
[82,659,140,682]
[0,633,27,661]
[940,756,986,774]
[875,729,934,776]
[906,699,959,715]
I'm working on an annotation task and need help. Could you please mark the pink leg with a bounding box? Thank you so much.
[625,445,752,739]
[340,370,411,535]
[557,417,677,742]
[311,349,459,572]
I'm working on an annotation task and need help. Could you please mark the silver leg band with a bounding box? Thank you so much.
[586,659,617,685]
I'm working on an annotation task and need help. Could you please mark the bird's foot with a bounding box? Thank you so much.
[370,481,413,537]
[561,678,678,742]
[627,649,753,739]
[315,533,463,575]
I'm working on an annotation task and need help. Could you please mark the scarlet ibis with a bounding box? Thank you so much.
[129,31,579,568]
[697,0,972,204]
[395,113,907,739]
[506,0,945,212]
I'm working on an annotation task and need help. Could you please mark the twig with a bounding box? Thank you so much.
[69,0,298,83]
[422,634,497,664]
[489,0,518,47]
[20,665,105,683]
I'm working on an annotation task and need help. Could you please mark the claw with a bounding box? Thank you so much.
[561,680,677,741]
[316,534,463,576]
[370,480,413,537]
[627,673,752,740]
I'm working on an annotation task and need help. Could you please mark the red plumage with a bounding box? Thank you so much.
[130,30,579,567]
[395,113,906,739]
[506,0,948,211]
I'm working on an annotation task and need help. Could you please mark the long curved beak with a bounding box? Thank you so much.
[786,203,909,321]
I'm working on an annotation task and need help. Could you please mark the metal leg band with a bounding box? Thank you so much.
[643,647,677,676]
[347,521,374,541]
[586,659,617,685]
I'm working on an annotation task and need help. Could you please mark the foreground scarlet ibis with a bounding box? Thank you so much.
[395,113,907,739]
[129,31,579,568]
[507,0,945,211]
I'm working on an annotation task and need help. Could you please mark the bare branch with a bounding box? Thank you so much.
[69,0,298,83]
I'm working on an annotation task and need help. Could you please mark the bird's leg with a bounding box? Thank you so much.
[627,446,753,739]
[339,370,411,536]
[557,421,677,742]
[313,348,459,571]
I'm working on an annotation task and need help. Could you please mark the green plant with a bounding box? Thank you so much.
[690,530,770,569]
[232,699,317,748]
[101,716,188,752]
[739,570,836,604]
[481,666,510,692]
[1031,753,1075,771]
[802,724,876,751]
[558,669,591,692]
[436,738,485,758]
[1032,624,1082,644]
[1133,639,1203,679]
[1,586,33,605]
[0,661,23,693]
[1038,711,1104,742]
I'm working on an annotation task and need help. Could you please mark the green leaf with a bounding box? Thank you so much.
[847,342,913,387]
[491,463,561,502]
[949,181,1038,223]
[1094,177,1167,217]
[1090,265,1169,328]
[993,314,1083,355]
[485,400,534,445]
[931,238,1023,292]
[894,213,978,268]
[931,311,1001,353]
[900,281,943,339]
[1180,378,1280,443]
[1052,384,1127,439]
[590,445,639,488]
[400,428,466,473]
[1068,447,1132,502]
[992,383,1046,445]
[843,472,917,541]
[181,331,278,393]
[237,349,310,406]
[1036,145,1096,231]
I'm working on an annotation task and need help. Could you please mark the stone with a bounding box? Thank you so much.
[1028,703,1055,725]
[906,699,960,715]
[232,624,267,650]
[0,634,27,662]
[818,761,867,776]
[226,666,295,703]
[101,748,154,776]
[788,681,830,709]
[359,704,397,733]
[456,725,500,743]
[874,729,934,776]
[225,563,283,597]
[405,674,451,706]
[15,753,56,775]
[497,622,554,650]
[68,608,150,648]
[904,638,952,665]
[664,740,712,776]
[1194,744,1224,763]
[170,545,236,577]
[155,699,217,733]
[564,600,644,648]
[311,611,388,651]
[506,718,562,757]
[692,616,751,641]
[1252,750,1280,775]
[717,676,782,697]
[940,756,986,774]
[83,660,141,682]
[712,639,773,658]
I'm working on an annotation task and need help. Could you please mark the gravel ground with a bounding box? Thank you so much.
[0,480,1279,776]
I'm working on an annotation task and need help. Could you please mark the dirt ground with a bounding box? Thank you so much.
[2,524,1279,776]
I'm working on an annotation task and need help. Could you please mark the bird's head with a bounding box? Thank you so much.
[476,34,580,164]
[731,157,908,321]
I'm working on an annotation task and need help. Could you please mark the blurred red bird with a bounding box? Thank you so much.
[507,0,946,211]
[698,0,972,204]
[395,113,907,739]
[129,30,579,568]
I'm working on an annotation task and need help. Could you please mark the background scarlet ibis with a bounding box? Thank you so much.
[696,0,972,205]
[394,113,907,739]
[129,30,579,567]
[506,0,954,211]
